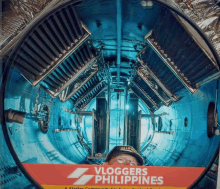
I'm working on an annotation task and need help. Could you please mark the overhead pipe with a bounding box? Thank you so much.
[116,0,122,86]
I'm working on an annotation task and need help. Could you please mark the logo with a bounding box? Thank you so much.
[67,168,94,185]
[120,146,137,153]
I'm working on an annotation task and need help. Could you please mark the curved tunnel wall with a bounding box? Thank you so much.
[1,0,220,188]
[3,67,220,167]
[4,68,91,165]
[0,122,35,189]
[143,81,220,166]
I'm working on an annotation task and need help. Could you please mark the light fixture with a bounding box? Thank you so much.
[125,105,129,110]
[140,0,153,9]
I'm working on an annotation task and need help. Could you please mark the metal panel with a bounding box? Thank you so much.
[44,55,100,98]
[137,110,142,153]
[127,93,139,152]
[136,67,172,106]
[32,27,91,86]
[136,57,179,102]
[95,97,107,154]
[123,86,128,146]
[74,81,105,106]
[91,109,96,157]
[130,89,153,113]
[145,31,197,94]
[75,82,107,110]
[59,69,99,102]
[132,81,159,110]
[106,81,111,154]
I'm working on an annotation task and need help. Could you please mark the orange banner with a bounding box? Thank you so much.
[22,164,205,188]
[41,186,187,189]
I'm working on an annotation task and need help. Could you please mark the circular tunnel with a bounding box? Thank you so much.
[1,0,220,188]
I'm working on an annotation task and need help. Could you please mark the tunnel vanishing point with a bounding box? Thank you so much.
[1,0,220,188]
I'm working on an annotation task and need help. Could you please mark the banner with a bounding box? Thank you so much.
[22,164,205,189]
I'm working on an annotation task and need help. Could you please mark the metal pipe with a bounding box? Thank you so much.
[123,86,128,145]
[54,129,77,132]
[116,0,122,86]
[137,110,142,153]
[4,109,26,124]
[105,81,111,154]
[155,131,176,135]
[91,109,95,157]
[142,112,168,118]
[63,108,93,115]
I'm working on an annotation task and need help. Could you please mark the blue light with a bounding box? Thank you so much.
[125,105,129,110]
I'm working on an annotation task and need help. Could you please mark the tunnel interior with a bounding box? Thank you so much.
[1,0,220,188]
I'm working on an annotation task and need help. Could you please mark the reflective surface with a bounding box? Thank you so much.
[1,0,220,188]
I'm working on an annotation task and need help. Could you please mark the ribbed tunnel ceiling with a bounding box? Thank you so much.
[1,0,220,188]
[9,0,219,111]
